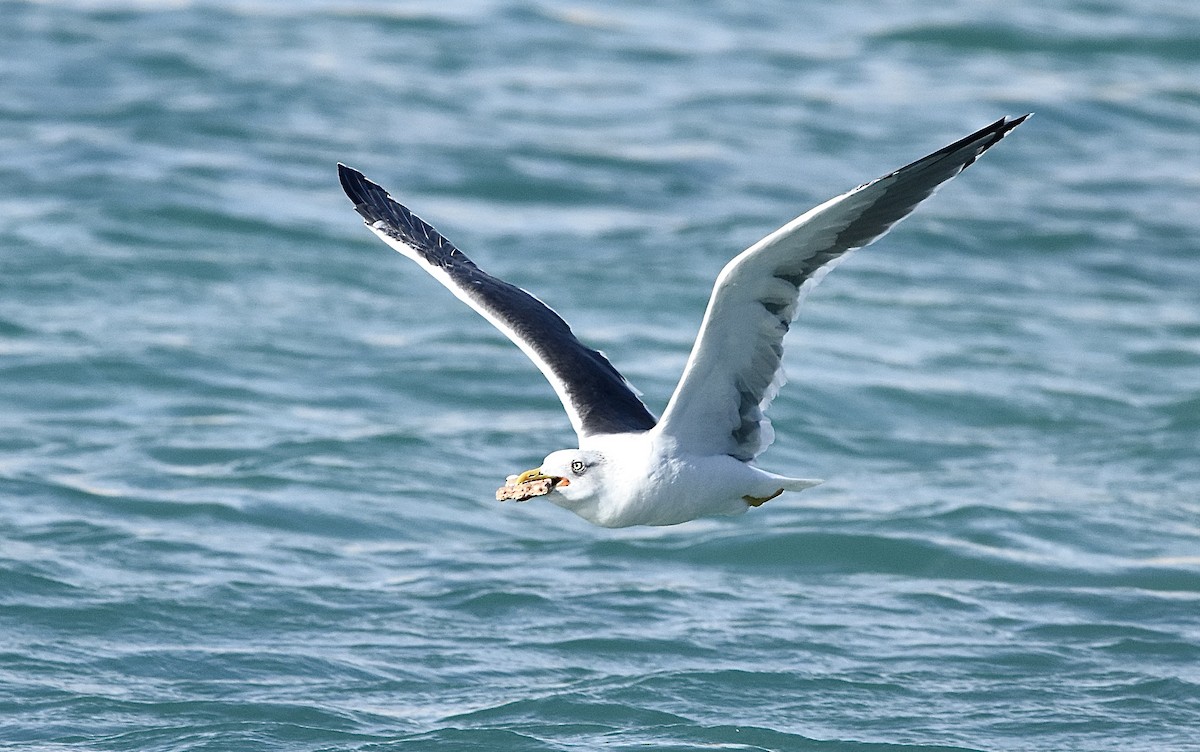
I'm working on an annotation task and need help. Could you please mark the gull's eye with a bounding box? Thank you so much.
[570,459,586,475]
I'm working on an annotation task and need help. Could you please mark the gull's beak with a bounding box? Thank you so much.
[515,467,551,484]
[513,467,573,484]
[513,467,569,488]
[496,467,569,502]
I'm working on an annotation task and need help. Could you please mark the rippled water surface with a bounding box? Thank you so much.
[2,1,1199,750]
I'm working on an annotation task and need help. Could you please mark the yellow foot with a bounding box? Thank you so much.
[742,488,784,507]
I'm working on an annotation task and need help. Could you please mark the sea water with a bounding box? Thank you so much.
[1,1,1198,749]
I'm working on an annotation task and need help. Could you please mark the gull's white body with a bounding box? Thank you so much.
[340,115,1027,527]
[539,432,820,527]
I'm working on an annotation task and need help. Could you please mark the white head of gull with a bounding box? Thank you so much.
[339,115,1028,527]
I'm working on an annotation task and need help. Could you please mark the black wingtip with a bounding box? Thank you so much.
[336,162,396,227]
[884,113,1030,183]
[961,113,1030,156]
[976,113,1031,158]
[337,162,370,206]
[336,163,460,261]
[996,112,1031,138]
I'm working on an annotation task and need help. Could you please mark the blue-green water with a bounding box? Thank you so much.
[2,1,1198,749]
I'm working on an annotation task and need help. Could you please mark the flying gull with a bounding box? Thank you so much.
[338,115,1028,527]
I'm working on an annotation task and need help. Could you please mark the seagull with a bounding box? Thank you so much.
[339,115,1027,527]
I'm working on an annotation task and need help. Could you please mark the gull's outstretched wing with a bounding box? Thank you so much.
[656,115,1029,461]
[339,164,657,440]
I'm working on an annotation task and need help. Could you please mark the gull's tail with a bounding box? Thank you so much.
[744,472,822,507]
[780,476,823,491]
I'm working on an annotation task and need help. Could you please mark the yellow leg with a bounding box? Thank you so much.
[742,488,784,507]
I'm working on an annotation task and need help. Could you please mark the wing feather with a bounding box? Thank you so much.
[339,164,657,440]
[656,115,1029,460]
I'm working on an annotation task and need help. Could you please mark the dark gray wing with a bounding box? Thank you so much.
[339,164,657,439]
[658,115,1029,460]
